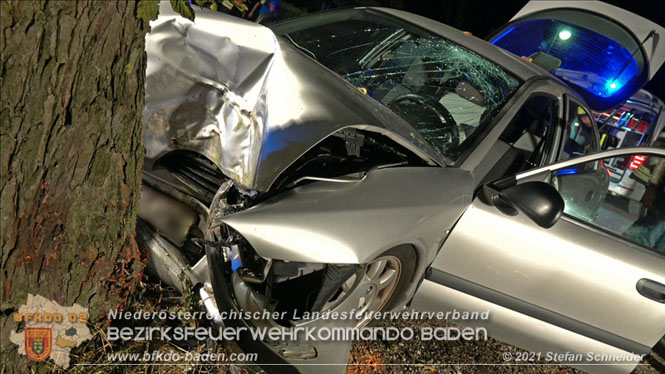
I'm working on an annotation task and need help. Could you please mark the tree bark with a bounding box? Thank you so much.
[0,0,146,370]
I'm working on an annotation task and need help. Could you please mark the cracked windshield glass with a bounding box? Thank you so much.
[274,12,520,160]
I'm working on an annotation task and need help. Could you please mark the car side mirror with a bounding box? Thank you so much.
[491,181,564,229]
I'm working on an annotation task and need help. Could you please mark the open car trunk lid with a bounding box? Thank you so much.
[489,0,665,111]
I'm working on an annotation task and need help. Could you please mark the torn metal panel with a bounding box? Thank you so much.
[144,3,440,192]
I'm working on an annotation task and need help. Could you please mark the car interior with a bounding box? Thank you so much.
[482,95,557,183]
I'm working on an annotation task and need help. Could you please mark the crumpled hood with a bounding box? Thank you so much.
[143,3,440,192]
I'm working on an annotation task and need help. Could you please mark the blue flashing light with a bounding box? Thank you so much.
[491,19,640,100]
[557,168,578,176]
[605,80,620,92]
[231,258,242,272]
[490,26,515,45]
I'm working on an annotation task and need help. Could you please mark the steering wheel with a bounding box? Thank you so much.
[386,93,459,142]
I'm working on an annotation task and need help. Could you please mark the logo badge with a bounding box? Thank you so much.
[25,328,52,361]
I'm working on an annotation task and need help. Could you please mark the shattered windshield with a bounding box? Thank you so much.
[272,10,520,161]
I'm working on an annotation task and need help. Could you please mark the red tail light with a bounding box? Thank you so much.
[600,160,611,177]
[628,155,647,170]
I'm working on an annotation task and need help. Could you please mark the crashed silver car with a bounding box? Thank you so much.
[138,1,665,374]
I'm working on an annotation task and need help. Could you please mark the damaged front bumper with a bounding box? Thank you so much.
[137,179,362,373]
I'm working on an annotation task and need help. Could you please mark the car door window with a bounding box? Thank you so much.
[551,154,665,254]
[560,101,598,160]
[502,95,557,169]
[483,95,557,182]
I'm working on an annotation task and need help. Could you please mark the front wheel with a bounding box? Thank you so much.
[317,246,417,328]
[206,224,417,366]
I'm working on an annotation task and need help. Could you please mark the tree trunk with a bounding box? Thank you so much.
[0,0,146,370]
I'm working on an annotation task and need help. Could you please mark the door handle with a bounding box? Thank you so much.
[636,278,665,303]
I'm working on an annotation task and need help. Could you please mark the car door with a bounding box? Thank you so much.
[488,0,665,111]
[554,98,610,221]
[412,148,665,374]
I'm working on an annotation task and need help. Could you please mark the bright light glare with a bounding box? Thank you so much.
[605,80,621,94]
[558,30,572,40]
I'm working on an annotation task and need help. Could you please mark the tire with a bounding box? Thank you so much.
[372,245,417,313]
[350,245,417,327]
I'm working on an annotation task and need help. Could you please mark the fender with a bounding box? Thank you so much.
[214,166,474,265]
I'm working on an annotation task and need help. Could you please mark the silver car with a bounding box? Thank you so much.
[138,2,665,374]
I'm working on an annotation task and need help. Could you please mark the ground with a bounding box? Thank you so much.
[349,319,664,374]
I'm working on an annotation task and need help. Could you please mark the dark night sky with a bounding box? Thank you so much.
[397,0,665,100]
